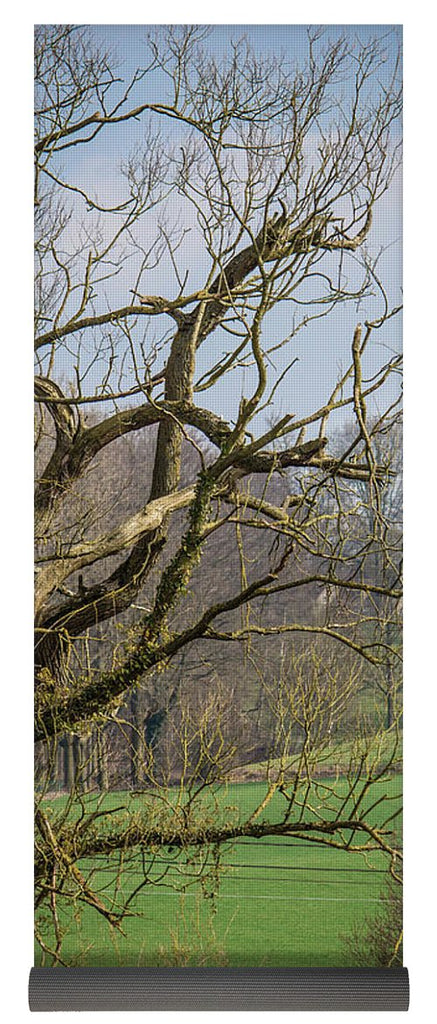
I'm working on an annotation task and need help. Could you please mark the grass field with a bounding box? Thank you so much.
[35,775,402,967]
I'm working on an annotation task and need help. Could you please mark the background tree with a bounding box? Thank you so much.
[34,24,402,963]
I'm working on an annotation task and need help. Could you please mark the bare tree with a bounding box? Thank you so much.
[34,25,402,964]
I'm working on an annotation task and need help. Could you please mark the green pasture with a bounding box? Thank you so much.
[35,775,402,967]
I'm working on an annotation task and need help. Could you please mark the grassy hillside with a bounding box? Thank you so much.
[229,731,402,782]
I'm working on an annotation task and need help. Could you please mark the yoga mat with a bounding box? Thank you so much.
[33,23,405,1011]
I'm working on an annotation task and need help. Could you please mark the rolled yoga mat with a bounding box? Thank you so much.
[29,968,409,1012]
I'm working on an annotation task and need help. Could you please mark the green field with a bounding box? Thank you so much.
[35,776,402,967]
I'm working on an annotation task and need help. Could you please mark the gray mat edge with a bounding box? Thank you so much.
[29,966,409,1011]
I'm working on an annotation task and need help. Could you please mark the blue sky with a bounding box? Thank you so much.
[36,23,402,438]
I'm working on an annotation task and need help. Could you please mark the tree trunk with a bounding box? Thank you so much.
[96,729,109,791]
[64,734,75,790]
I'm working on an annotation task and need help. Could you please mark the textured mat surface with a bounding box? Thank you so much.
[29,966,409,1011]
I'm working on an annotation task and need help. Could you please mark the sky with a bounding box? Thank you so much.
[35,22,402,439]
